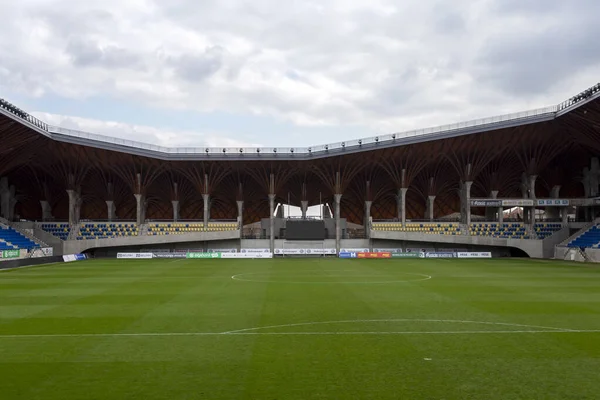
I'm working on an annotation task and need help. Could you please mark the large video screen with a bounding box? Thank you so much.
[286,220,325,240]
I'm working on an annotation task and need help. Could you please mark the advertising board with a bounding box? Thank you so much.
[456,252,492,258]
[356,252,392,259]
[502,199,534,207]
[220,252,273,259]
[63,254,87,262]
[116,253,153,259]
[1,249,20,259]
[425,252,456,258]
[152,253,187,259]
[391,253,423,258]
[470,200,502,207]
[274,249,336,255]
[186,252,221,259]
[338,252,358,258]
[536,199,570,206]
[240,249,271,253]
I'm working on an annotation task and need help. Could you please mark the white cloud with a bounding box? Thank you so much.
[33,112,261,148]
[0,0,598,145]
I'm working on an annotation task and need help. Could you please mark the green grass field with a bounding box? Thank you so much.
[1,258,599,399]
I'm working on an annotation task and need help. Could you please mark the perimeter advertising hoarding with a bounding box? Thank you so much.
[186,252,221,259]
[117,253,153,259]
[63,254,87,262]
[153,253,187,259]
[391,253,423,258]
[1,249,20,259]
[425,252,456,258]
[220,252,273,259]
[274,249,337,255]
[457,252,492,258]
[357,252,392,259]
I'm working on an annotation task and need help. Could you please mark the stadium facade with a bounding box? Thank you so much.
[0,83,599,260]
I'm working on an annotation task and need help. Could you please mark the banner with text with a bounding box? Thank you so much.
[470,200,503,207]
[221,252,273,259]
[456,252,492,258]
[274,248,337,255]
[536,199,570,206]
[425,252,456,258]
[357,252,392,259]
[1,249,20,259]
[117,253,153,259]
[502,199,534,207]
[240,249,271,254]
[186,252,221,259]
[391,252,424,258]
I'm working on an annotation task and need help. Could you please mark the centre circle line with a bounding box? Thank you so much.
[230,270,432,284]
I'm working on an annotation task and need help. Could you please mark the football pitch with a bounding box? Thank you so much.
[1,258,599,399]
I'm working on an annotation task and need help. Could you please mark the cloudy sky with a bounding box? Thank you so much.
[0,0,598,148]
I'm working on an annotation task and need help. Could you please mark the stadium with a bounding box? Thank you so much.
[1,82,600,260]
[1,82,600,399]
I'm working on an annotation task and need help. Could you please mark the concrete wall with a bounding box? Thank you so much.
[371,230,545,258]
[63,230,240,254]
[241,239,369,250]
[585,248,600,263]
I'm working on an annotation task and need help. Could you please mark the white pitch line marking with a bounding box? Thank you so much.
[0,330,599,339]
[220,318,577,334]
[230,271,432,284]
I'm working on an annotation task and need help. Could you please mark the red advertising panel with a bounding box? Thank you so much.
[357,252,392,259]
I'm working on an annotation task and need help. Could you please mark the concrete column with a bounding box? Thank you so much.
[66,189,80,225]
[590,157,599,197]
[398,188,408,226]
[323,204,331,219]
[0,177,9,220]
[426,195,435,221]
[365,200,372,239]
[268,194,276,253]
[105,200,116,222]
[134,193,145,225]
[171,200,179,222]
[301,200,308,219]
[8,185,16,222]
[561,207,569,225]
[545,186,561,220]
[334,194,342,255]
[485,190,502,223]
[40,200,53,221]
[202,194,210,229]
[236,200,243,225]
[460,181,473,227]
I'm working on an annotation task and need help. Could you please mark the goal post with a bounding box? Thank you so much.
[281,240,329,257]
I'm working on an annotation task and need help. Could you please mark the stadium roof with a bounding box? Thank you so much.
[1,83,599,161]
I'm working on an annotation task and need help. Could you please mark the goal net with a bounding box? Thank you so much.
[281,240,332,257]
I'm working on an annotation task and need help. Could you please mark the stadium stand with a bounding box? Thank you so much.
[534,223,563,239]
[371,222,461,235]
[567,225,600,248]
[41,223,71,241]
[77,223,138,240]
[0,227,40,250]
[147,222,238,235]
[470,223,528,239]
